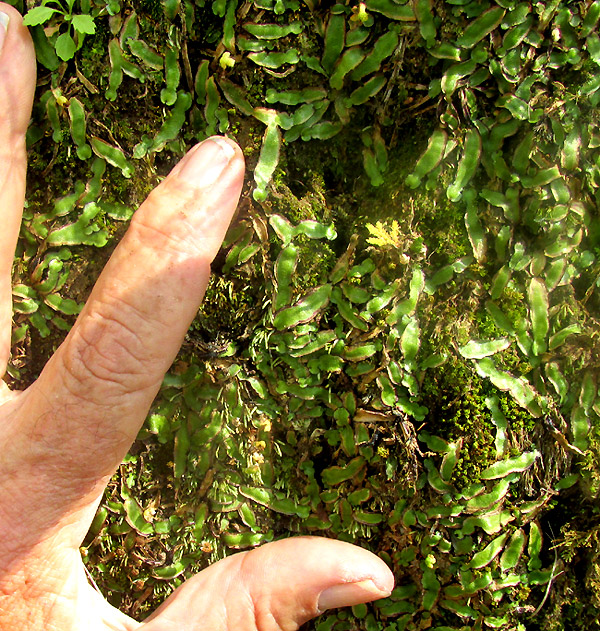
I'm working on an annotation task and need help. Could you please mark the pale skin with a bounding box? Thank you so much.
[0,5,394,631]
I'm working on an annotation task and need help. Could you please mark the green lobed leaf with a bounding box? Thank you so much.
[67,97,91,159]
[582,0,600,37]
[128,39,163,69]
[441,58,476,96]
[23,6,59,26]
[161,48,180,106]
[400,316,420,365]
[527,521,543,570]
[122,491,153,535]
[466,478,511,513]
[346,75,387,106]
[322,457,366,486]
[476,358,541,416]
[414,0,436,45]
[469,532,509,569]
[248,50,299,68]
[47,202,108,247]
[499,528,526,571]
[30,25,60,70]
[464,189,486,260]
[365,0,415,20]
[44,293,82,315]
[71,13,96,34]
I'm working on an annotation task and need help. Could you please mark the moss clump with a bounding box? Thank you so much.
[268,179,337,287]
[193,273,261,343]
[421,358,496,486]
[412,186,471,265]
[498,392,537,437]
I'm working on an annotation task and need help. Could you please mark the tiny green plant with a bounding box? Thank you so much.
[23,0,96,61]
[16,0,600,625]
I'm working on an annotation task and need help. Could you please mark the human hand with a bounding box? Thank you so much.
[0,5,394,630]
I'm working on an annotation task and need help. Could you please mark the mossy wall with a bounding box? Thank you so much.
[9,0,600,628]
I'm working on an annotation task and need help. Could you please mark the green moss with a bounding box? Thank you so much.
[421,358,496,486]
[16,0,600,627]
[269,179,337,286]
[136,0,165,22]
[498,392,537,435]
[194,273,261,342]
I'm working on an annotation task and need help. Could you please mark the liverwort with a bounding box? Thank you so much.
[456,6,506,48]
[248,50,300,68]
[345,75,386,106]
[321,13,345,74]
[581,0,600,36]
[502,16,533,50]
[147,92,192,154]
[161,48,180,106]
[527,278,549,356]
[365,0,415,21]
[405,129,447,188]
[441,58,477,96]
[447,128,482,201]
[414,0,436,46]
[90,137,133,178]
[223,0,237,50]
[469,533,509,569]
[351,30,398,81]
[128,39,163,69]
[243,21,302,39]
[106,39,124,101]
[45,94,62,142]
[219,78,253,115]
[463,188,486,260]
[266,87,327,105]
[253,122,281,201]
[204,76,221,136]
[47,202,109,247]
[68,97,91,160]
[119,12,139,48]
[458,338,512,360]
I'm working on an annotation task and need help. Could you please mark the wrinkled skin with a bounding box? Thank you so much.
[0,6,394,631]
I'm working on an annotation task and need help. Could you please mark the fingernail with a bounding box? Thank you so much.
[0,12,9,54]
[178,137,236,188]
[317,580,391,612]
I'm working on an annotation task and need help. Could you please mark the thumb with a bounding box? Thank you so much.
[0,2,36,376]
[141,537,394,631]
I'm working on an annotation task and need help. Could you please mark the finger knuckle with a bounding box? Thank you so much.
[60,299,159,406]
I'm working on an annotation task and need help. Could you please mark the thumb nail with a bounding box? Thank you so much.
[0,12,9,54]
[178,137,236,188]
[317,580,391,612]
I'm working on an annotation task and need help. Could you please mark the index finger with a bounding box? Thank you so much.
[8,137,245,538]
